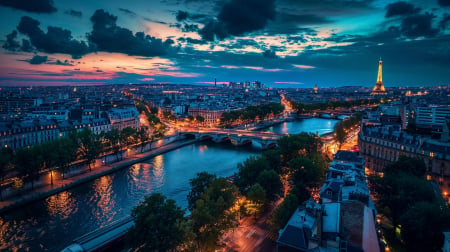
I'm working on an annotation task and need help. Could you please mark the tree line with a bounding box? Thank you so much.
[219,102,284,127]
[0,125,164,200]
[369,156,450,252]
[333,112,362,148]
[289,98,378,114]
[126,132,328,251]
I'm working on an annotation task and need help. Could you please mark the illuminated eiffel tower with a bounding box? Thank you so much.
[371,58,387,95]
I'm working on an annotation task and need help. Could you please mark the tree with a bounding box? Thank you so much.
[290,157,322,187]
[270,193,299,230]
[290,183,311,204]
[384,155,426,178]
[187,172,216,211]
[104,128,121,160]
[136,126,150,153]
[247,183,266,205]
[40,141,58,185]
[277,133,321,163]
[262,149,282,174]
[370,172,435,227]
[400,202,450,252]
[334,122,346,149]
[78,128,102,171]
[127,193,186,252]
[54,137,78,179]
[0,147,13,200]
[190,178,239,251]
[235,156,270,192]
[120,127,137,148]
[256,169,283,201]
[195,115,205,125]
[247,183,266,220]
[15,146,43,190]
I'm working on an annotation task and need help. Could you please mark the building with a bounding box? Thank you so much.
[358,122,450,177]
[0,119,61,150]
[106,107,140,130]
[277,151,381,252]
[370,59,387,96]
[416,105,450,126]
[277,199,322,251]
[188,105,225,126]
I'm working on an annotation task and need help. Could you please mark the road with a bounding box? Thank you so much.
[219,209,278,252]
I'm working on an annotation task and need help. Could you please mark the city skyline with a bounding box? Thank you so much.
[0,0,449,87]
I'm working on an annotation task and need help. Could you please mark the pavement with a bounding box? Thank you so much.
[0,138,197,214]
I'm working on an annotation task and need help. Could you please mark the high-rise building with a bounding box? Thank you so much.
[371,59,387,96]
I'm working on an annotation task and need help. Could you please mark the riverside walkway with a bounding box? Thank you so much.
[0,138,197,214]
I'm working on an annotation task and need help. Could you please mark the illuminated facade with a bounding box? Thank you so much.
[370,59,387,96]
[358,124,450,177]
[188,106,224,126]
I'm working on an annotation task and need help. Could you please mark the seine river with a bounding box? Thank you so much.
[0,118,337,251]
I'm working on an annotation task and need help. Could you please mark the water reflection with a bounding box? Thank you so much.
[264,118,338,136]
[46,191,74,220]
[0,119,336,251]
[92,175,114,223]
[152,155,164,184]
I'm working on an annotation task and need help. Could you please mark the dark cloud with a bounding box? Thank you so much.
[263,50,277,58]
[65,9,82,17]
[176,10,189,21]
[143,17,167,24]
[182,24,199,32]
[0,0,56,13]
[264,0,374,35]
[198,0,276,40]
[439,14,450,30]
[438,0,450,7]
[198,20,227,41]
[21,39,33,52]
[16,16,91,58]
[218,0,275,36]
[118,8,136,16]
[88,9,174,57]
[401,13,439,38]
[286,35,308,44]
[186,37,207,44]
[2,30,20,51]
[29,55,47,64]
[53,59,73,66]
[385,1,420,18]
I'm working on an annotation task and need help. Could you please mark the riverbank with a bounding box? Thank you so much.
[0,138,197,214]
[248,116,294,131]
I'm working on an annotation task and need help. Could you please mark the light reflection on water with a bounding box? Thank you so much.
[0,142,260,251]
[46,191,74,220]
[0,118,336,251]
[264,118,338,136]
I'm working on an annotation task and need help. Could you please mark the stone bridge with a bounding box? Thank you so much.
[179,129,286,149]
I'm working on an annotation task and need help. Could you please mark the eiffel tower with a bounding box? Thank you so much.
[371,58,387,95]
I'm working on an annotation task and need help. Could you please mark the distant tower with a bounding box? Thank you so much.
[371,58,387,95]
[313,84,318,93]
[215,77,217,87]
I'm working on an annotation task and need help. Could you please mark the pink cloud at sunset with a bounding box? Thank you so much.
[243,66,286,72]
[139,78,155,81]
[292,64,316,69]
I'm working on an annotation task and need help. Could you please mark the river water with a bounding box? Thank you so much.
[0,118,337,251]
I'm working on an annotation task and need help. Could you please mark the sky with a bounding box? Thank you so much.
[0,0,449,88]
